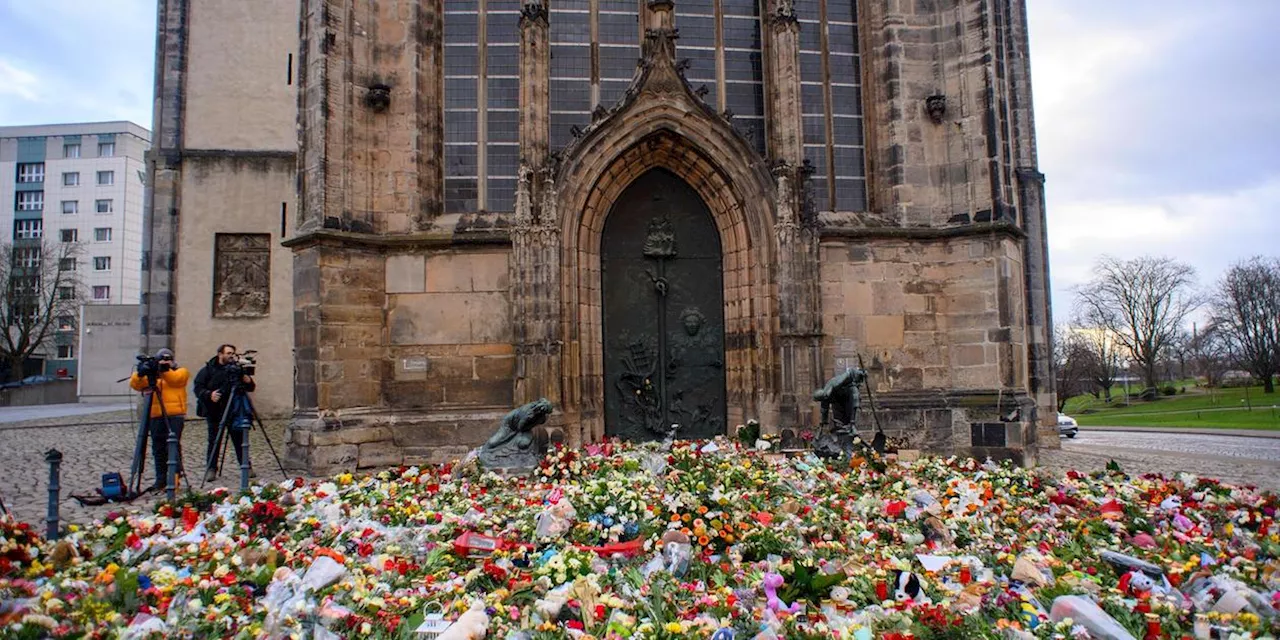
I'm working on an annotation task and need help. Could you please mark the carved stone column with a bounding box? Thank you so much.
[773,161,823,428]
[511,0,562,408]
[763,0,804,165]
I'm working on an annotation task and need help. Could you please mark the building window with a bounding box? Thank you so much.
[96,171,114,186]
[93,227,112,242]
[14,247,40,268]
[59,287,75,300]
[16,191,43,211]
[92,286,110,301]
[93,256,111,271]
[64,143,81,158]
[60,228,78,243]
[63,172,80,187]
[98,142,115,157]
[16,163,44,183]
[61,201,78,214]
[57,345,74,359]
[14,220,43,239]
[57,315,74,331]
[213,233,271,317]
[95,199,113,213]
[58,257,76,271]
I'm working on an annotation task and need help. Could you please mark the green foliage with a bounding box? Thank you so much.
[737,420,761,446]
[779,562,846,606]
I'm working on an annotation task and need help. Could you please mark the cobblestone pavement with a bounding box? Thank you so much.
[0,414,302,527]
[1039,431,1280,493]
[0,402,133,424]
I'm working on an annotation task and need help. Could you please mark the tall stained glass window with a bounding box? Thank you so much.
[795,0,865,212]
[550,0,592,150]
[444,0,480,212]
[487,0,521,211]
[674,0,767,155]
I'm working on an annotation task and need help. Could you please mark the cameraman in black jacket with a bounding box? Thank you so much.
[193,344,256,481]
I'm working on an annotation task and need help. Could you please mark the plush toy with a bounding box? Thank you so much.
[436,601,490,640]
[762,572,804,615]
[892,570,932,604]
[1118,570,1156,598]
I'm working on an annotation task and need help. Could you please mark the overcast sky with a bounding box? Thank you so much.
[1,1,1276,324]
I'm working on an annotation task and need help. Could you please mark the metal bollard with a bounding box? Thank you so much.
[167,420,179,503]
[45,448,63,540]
[240,428,251,492]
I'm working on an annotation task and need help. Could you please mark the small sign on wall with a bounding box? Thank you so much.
[402,357,429,372]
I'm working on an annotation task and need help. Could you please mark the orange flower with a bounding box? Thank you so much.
[670,513,682,523]
[698,535,711,546]
[697,505,709,514]
[682,513,692,523]
[723,533,735,543]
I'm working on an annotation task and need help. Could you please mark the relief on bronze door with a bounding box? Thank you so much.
[602,170,726,442]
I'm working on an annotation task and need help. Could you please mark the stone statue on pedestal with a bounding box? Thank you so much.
[811,367,867,458]
[479,398,553,472]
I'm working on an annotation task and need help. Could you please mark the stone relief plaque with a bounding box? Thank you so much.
[213,233,271,318]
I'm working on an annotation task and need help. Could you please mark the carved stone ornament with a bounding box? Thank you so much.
[514,164,534,227]
[520,0,547,23]
[213,233,270,318]
[478,398,553,472]
[642,216,677,258]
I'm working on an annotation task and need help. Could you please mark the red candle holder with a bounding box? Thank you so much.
[875,581,889,601]
[959,566,972,585]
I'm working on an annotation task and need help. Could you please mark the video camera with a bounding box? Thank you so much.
[135,354,172,383]
[226,350,257,378]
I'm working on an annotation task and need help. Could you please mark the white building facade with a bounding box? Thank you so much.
[0,121,151,377]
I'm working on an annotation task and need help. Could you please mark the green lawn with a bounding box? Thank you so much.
[1062,384,1280,430]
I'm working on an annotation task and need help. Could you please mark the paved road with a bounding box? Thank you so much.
[0,402,134,424]
[1040,431,1280,492]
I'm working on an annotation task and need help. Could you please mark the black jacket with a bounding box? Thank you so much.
[193,356,256,419]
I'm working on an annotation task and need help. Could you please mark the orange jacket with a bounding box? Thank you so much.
[130,368,191,418]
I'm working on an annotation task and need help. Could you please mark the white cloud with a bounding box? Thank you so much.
[0,58,40,102]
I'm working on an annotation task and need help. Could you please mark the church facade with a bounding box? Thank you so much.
[142,0,1056,474]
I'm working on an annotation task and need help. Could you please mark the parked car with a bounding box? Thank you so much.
[0,374,57,390]
[1057,413,1078,438]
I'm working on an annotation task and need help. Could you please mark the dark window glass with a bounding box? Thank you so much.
[827,0,856,23]
[444,12,479,42]
[801,83,825,114]
[827,22,856,52]
[446,77,479,108]
[725,82,764,116]
[677,15,716,46]
[832,146,864,177]
[551,44,591,77]
[599,12,639,44]
[828,53,858,82]
[800,53,823,82]
[488,178,517,212]
[830,84,861,114]
[445,46,479,76]
[722,0,759,16]
[600,80,633,107]
[722,17,760,49]
[488,12,520,40]
[806,177,829,212]
[445,178,479,212]
[488,78,520,108]
[680,48,717,81]
[831,116,862,146]
[600,0,637,11]
[444,0,476,10]
[488,110,519,142]
[445,110,479,142]
[488,143,519,177]
[489,0,522,11]
[600,46,640,81]
[552,0,589,9]
[550,12,591,43]
[733,117,766,154]
[550,79,591,110]
[487,45,519,76]
[550,115,589,149]
[833,177,866,211]
[799,23,821,51]
[794,0,819,21]
[803,115,826,145]
[724,51,763,82]
[446,145,478,177]
[680,0,714,14]
[804,144,828,176]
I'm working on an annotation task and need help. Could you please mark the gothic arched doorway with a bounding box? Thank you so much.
[601,169,727,441]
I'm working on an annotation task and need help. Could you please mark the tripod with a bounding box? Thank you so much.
[203,383,286,491]
[126,380,183,502]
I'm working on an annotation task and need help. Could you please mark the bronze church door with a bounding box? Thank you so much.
[601,169,727,441]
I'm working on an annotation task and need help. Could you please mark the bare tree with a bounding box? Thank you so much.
[1076,323,1123,401]
[1211,256,1280,393]
[1052,324,1092,411]
[1187,321,1231,387]
[0,240,84,380]
[1074,255,1199,390]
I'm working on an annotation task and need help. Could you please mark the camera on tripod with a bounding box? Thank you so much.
[225,350,257,379]
[134,354,172,383]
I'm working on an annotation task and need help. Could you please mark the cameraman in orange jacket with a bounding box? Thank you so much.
[129,348,191,490]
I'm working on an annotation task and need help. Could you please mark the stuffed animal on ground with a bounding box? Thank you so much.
[437,601,490,640]
[892,570,932,605]
[761,572,804,615]
[1118,570,1156,599]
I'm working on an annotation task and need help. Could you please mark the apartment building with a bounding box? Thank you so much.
[0,121,151,377]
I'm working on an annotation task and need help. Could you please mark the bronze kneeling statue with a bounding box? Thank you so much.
[479,398,553,471]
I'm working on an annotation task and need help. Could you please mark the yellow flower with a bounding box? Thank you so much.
[665,622,684,633]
